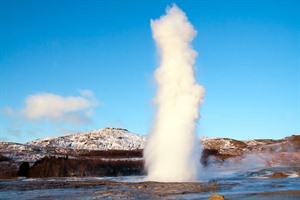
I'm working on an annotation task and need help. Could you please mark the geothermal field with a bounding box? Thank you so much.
[1,3,299,200]
[0,166,299,199]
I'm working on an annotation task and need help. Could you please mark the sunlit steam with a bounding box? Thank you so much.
[144,4,205,182]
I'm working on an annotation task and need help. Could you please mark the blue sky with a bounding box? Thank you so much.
[1,0,299,143]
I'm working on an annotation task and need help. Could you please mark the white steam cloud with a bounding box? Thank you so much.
[144,4,205,182]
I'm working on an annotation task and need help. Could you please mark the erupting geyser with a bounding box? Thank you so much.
[144,4,205,182]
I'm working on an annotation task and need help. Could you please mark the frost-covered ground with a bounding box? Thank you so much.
[0,166,299,200]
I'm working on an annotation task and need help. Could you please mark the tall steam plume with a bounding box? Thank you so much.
[143,4,205,182]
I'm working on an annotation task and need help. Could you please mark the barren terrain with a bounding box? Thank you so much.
[0,129,299,199]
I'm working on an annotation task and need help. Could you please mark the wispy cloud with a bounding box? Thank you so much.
[5,90,98,125]
[79,89,95,98]
[2,107,14,117]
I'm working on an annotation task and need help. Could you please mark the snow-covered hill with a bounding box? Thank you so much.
[0,127,299,177]
[0,142,49,163]
[27,128,146,150]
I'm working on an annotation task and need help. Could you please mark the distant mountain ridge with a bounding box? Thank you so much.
[27,127,146,151]
[25,127,300,155]
[1,127,298,165]
[0,127,299,178]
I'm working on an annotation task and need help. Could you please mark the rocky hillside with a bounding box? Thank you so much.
[201,135,300,156]
[0,127,299,178]
[27,128,146,150]
[1,128,299,164]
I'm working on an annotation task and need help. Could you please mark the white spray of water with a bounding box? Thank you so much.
[144,4,205,182]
